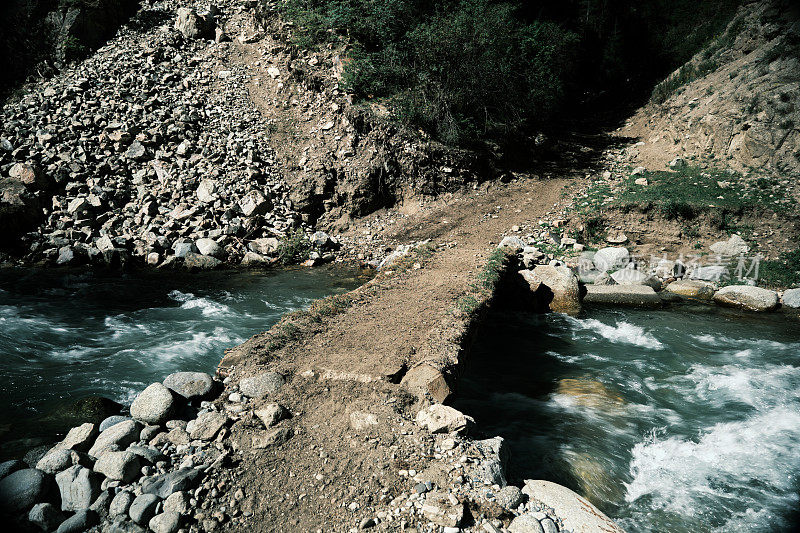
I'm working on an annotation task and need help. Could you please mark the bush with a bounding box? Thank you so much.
[276,228,312,265]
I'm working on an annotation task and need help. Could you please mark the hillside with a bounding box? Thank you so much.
[619,0,800,176]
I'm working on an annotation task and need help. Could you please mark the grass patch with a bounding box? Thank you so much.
[758,249,800,289]
[615,166,793,219]
[456,248,510,316]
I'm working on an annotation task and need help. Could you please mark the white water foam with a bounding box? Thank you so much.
[168,290,232,317]
[124,327,243,364]
[566,317,663,350]
[683,363,800,408]
[625,406,800,525]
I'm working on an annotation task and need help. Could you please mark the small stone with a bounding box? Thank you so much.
[416,405,474,435]
[149,511,181,533]
[254,403,288,428]
[29,502,65,531]
[109,490,134,517]
[55,509,98,533]
[189,411,228,441]
[495,485,524,509]
[129,493,160,525]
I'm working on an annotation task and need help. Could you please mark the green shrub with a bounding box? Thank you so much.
[276,228,312,265]
[759,249,800,288]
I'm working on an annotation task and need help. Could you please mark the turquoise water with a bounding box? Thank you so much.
[454,307,800,533]
[0,265,367,454]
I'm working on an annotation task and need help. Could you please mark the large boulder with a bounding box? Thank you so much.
[88,419,141,458]
[239,372,285,399]
[58,423,98,452]
[665,279,716,300]
[129,493,160,525]
[248,237,279,256]
[28,502,66,531]
[583,285,661,307]
[149,511,181,533]
[55,509,98,533]
[609,268,661,290]
[36,448,75,475]
[713,285,779,312]
[592,247,630,272]
[55,465,100,512]
[174,7,216,39]
[194,238,222,258]
[522,480,624,533]
[141,468,203,499]
[238,190,271,217]
[163,372,215,400]
[518,266,581,313]
[130,383,175,425]
[497,236,526,253]
[0,468,53,513]
[416,404,474,435]
[183,252,222,271]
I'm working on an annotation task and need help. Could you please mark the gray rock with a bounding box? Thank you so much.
[520,265,581,313]
[56,465,101,512]
[173,242,195,258]
[88,420,141,458]
[610,268,661,290]
[781,288,800,308]
[195,238,222,258]
[126,445,166,465]
[29,502,65,531]
[141,468,203,499]
[163,491,188,514]
[540,518,558,533]
[508,514,545,533]
[248,237,279,255]
[522,480,624,533]
[196,180,217,203]
[251,427,293,448]
[238,190,271,216]
[665,279,716,300]
[130,383,175,425]
[0,468,52,513]
[59,423,98,452]
[174,7,215,39]
[129,493,160,525]
[689,264,729,282]
[495,485,524,509]
[188,411,227,441]
[89,489,112,517]
[254,403,288,428]
[416,405,474,435]
[140,425,161,442]
[183,252,222,270]
[583,285,662,308]
[94,451,141,483]
[55,509,98,533]
[163,372,215,400]
[0,459,24,480]
[497,236,526,253]
[36,448,74,474]
[57,246,76,265]
[713,285,779,312]
[125,141,146,160]
[149,511,181,533]
[709,234,750,256]
[100,415,131,432]
[592,247,630,272]
[23,446,50,468]
[239,372,285,399]
[109,490,135,517]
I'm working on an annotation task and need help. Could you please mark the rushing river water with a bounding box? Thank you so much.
[454,306,800,533]
[0,265,368,457]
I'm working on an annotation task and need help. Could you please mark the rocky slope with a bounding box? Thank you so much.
[619,0,800,175]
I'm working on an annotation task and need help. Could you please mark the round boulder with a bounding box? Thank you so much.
[0,468,52,513]
[130,383,176,425]
[713,285,779,312]
[239,372,285,399]
[163,372,215,400]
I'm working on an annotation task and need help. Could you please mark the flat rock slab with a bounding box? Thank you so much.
[522,480,624,533]
[713,285,778,312]
[88,419,141,458]
[94,451,141,483]
[583,285,661,308]
[142,468,204,499]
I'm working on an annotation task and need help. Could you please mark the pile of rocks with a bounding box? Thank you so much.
[0,1,330,269]
[499,233,796,313]
[0,371,235,532]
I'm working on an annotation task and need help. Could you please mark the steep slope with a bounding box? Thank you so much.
[619,0,800,175]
